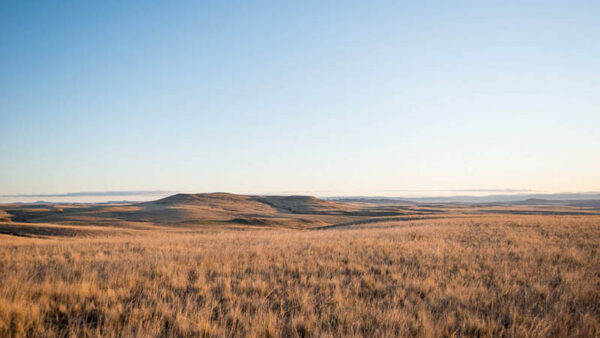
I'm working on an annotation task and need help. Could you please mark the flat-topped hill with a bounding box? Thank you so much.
[255,195,344,214]
[145,193,348,215]
[149,192,252,206]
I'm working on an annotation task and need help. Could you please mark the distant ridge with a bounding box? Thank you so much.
[508,198,600,207]
[328,192,600,204]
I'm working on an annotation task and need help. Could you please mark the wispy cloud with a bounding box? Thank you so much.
[439,189,536,193]
[1,190,175,198]
[382,189,536,193]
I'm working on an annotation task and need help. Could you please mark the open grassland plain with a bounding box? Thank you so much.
[0,215,599,337]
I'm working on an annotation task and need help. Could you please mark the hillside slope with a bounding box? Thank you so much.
[0,193,372,229]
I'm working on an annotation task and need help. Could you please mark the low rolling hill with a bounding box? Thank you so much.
[0,193,415,230]
[2,193,599,237]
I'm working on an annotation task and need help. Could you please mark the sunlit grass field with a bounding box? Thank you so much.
[1,215,599,337]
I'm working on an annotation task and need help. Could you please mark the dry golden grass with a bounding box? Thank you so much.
[0,215,599,337]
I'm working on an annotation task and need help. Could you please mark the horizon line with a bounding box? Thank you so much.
[3,189,600,199]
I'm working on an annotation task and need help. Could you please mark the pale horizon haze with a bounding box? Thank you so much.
[1,1,599,200]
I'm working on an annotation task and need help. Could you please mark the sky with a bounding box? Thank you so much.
[1,0,599,200]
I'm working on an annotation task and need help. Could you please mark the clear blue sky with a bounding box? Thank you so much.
[1,1,599,198]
